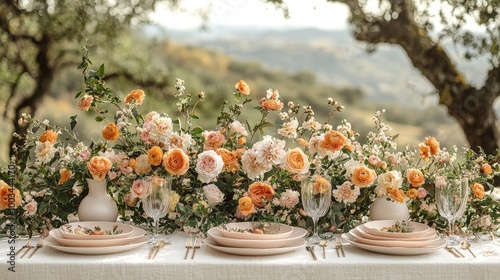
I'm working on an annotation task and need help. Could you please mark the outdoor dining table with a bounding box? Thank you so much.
[2,231,500,280]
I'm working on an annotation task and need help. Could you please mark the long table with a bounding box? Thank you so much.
[2,231,500,280]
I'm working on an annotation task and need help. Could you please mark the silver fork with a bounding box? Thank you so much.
[27,237,45,259]
[335,238,345,257]
[16,237,32,255]
[184,238,193,260]
[191,238,201,259]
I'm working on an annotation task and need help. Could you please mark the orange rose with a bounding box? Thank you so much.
[406,168,425,187]
[261,99,284,111]
[418,143,431,160]
[58,168,72,185]
[238,196,255,216]
[203,131,226,150]
[471,182,485,199]
[312,175,331,195]
[162,148,190,175]
[87,156,112,181]
[234,80,250,95]
[482,163,492,175]
[388,188,406,203]
[320,130,347,152]
[216,148,240,173]
[0,183,21,210]
[238,136,247,146]
[102,123,120,141]
[38,129,58,144]
[147,146,163,166]
[282,147,310,174]
[351,165,377,188]
[425,136,440,156]
[248,181,274,207]
[406,188,418,199]
[124,89,145,105]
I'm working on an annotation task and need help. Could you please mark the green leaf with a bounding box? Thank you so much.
[95,116,104,122]
[97,64,105,78]
[32,126,39,133]
[191,127,203,135]
[70,115,78,130]
[56,193,69,205]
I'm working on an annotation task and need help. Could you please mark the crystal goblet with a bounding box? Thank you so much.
[301,174,332,244]
[141,176,172,244]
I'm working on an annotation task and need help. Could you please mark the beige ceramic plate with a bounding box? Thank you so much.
[217,222,293,240]
[50,227,146,247]
[204,236,305,256]
[208,226,306,248]
[361,220,431,238]
[342,233,446,255]
[44,235,149,255]
[59,222,134,240]
[349,228,439,248]
[355,225,436,241]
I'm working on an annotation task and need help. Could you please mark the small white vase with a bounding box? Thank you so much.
[369,195,409,221]
[78,178,118,222]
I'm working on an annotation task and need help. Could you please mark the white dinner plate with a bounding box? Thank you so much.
[204,236,305,256]
[44,235,149,255]
[207,226,307,249]
[49,227,146,247]
[349,228,440,248]
[59,222,135,240]
[217,222,294,240]
[361,220,431,238]
[341,233,446,255]
[355,225,436,241]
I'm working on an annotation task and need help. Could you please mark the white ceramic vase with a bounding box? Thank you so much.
[78,178,118,222]
[369,195,409,221]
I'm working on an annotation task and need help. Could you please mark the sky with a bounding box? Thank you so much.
[151,0,350,30]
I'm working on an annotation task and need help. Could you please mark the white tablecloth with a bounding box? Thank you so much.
[2,231,500,280]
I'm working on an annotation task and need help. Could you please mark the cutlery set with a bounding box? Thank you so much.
[17,236,45,259]
[184,237,201,260]
[306,238,346,260]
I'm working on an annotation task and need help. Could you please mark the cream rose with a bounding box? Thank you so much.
[377,170,403,190]
[281,147,310,174]
[203,184,225,207]
[195,150,224,183]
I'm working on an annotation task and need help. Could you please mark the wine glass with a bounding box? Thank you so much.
[301,175,332,244]
[435,176,468,246]
[142,176,172,244]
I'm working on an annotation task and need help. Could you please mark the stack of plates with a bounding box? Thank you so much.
[341,220,446,255]
[45,221,148,255]
[205,222,306,256]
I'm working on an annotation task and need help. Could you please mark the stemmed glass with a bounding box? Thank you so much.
[435,176,469,246]
[301,174,332,244]
[142,176,172,244]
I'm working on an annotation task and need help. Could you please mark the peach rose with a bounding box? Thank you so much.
[320,130,347,152]
[124,89,145,105]
[134,154,152,175]
[406,168,425,187]
[387,187,406,203]
[78,95,94,111]
[406,188,419,199]
[482,163,492,175]
[282,147,310,174]
[425,136,440,156]
[58,168,72,185]
[216,148,240,173]
[147,146,163,166]
[234,80,250,95]
[261,99,284,111]
[419,143,431,160]
[313,175,331,195]
[162,148,190,176]
[203,131,226,150]
[87,156,112,181]
[238,196,255,216]
[248,181,274,207]
[471,182,485,199]
[38,129,58,144]
[238,136,246,146]
[0,183,21,210]
[102,123,120,141]
[351,165,377,188]
[123,192,138,207]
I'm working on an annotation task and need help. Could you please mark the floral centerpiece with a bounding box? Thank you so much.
[2,53,500,238]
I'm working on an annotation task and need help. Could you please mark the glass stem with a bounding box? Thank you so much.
[154,218,159,238]
[449,219,454,237]
[312,216,319,236]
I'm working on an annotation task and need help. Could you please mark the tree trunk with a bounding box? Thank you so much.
[10,36,54,158]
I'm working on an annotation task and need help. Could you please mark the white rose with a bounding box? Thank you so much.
[490,188,500,201]
[377,170,403,190]
[196,150,224,183]
[203,184,225,207]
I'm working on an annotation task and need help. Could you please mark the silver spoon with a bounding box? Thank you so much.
[319,240,328,259]
[460,240,476,258]
[306,246,317,261]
